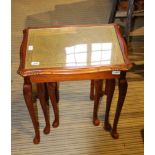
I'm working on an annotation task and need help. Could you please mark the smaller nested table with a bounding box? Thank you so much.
[18,24,131,144]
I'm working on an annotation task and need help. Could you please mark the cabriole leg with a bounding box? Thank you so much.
[93,80,103,126]
[104,79,115,131]
[55,82,59,103]
[90,80,95,100]
[111,72,128,139]
[23,77,40,144]
[37,83,50,135]
[47,82,59,128]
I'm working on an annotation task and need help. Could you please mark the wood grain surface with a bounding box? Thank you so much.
[12,0,144,154]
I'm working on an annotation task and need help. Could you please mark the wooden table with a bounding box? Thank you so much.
[18,24,131,144]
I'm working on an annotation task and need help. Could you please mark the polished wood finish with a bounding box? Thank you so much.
[18,24,130,143]
[18,24,130,78]
[55,82,59,103]
[13,0,143,152]
[93,80,103,126]
[29,71,120,83]
[23,80,59,144]
[104,80,109,95]
[104,79,115,131]
[90,80,95,100]
[23,77,40,144]
[47,82,59,128]
[90,80,104,100]
[37,83,50,134]
[25,25,124,70]
[111,71,128,139]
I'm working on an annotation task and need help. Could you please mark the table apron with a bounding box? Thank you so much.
[30,71,120,83]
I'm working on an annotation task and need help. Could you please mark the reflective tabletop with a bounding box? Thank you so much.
[18,25,130,144]
[25,25,125,70]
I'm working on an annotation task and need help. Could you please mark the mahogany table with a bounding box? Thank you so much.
[18,24,131,144]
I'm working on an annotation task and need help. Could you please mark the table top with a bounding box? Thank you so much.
[18,24,130,77]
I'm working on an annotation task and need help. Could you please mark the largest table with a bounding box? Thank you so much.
[18,24,131,144]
